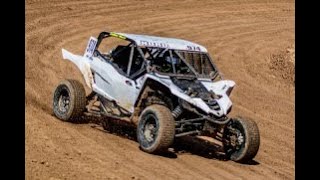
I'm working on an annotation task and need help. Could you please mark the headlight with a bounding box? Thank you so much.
[207,99,221,111]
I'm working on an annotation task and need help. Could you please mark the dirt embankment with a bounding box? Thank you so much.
[26,0,295,179]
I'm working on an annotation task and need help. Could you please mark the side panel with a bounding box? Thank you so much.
[90,57,139,112]
[61,48,139,113]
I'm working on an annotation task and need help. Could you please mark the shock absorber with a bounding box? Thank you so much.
[172,105,183,118]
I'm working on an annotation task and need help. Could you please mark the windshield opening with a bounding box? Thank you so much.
[176,50,219,78]
[142,47,220,79]
[142,48,196,76]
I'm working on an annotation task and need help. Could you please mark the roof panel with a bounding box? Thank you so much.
[114,32,208,52]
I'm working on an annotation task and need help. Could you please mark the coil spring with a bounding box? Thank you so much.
[172,105,183,118]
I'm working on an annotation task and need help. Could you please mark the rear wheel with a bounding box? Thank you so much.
[53,79,86,122]
[137,104,175,154]
[223,117,260,163]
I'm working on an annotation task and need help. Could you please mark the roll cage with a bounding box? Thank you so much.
[93,32,222,80]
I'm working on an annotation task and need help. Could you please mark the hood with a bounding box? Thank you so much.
[149,73,234,116]
[170,77,223,111]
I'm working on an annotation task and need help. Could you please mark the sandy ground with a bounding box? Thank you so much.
[26,0,295,179]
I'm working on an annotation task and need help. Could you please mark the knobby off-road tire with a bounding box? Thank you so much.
[137,104,175,154]
[53,79,86,122]
[223,117,260,163]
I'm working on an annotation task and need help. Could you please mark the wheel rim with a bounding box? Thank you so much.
[57,88,70,113]
[142,114,158,144]
[224,121,246,155]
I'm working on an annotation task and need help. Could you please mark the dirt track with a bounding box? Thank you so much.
[26,0,295,179]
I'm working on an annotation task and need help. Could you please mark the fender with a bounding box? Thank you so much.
[201,80,236,96]
[133,74,172,107]
[61,49,94,89]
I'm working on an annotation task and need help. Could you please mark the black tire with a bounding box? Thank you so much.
[53,79,86,122]
[223,117,260,163]
[137,104,175,154]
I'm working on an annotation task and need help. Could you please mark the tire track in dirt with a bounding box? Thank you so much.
[26,0,294,179]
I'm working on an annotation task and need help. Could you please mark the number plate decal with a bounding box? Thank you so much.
[84,36,98,59]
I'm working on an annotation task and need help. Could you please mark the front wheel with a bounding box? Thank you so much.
[137,105,175,154]
[223,117,260,163]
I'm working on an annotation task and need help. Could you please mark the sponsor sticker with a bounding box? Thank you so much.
[140,40,170,48]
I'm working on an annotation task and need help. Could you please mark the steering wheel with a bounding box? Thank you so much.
[177,67,191,74]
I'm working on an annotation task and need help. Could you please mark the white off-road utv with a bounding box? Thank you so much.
[53,32,260,163]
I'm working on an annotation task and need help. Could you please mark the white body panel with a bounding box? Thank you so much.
[62,36,139,112]
[90,57,139,112]
[201,80,235,115]
[61,49,94,89]
[62,49,140,112]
